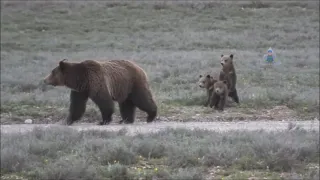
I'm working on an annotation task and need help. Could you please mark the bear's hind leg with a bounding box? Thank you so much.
[119,99,136,124]
[90,91,114,125]
[130,89,157,123]
[66,90,89,125]
[229,89,240,104]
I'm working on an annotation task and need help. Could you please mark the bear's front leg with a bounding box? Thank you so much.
[205,89,213,107]
[209,93,219,109]
[66,90,89,125]
[204,100,209,107]
[217,95,226,111]
[214,101,219,110]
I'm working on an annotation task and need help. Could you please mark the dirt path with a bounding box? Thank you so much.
[1,120,319,135]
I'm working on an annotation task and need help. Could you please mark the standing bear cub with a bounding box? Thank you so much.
[219,54,240,104]
[43,59,157,126]
[209,80,229,111]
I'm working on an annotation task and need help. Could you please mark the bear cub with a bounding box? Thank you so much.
[219,54,240,104]
[198,74,217,107]
[209,80,228,111]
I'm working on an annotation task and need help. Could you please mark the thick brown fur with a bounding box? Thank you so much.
[198,74,218,107]
[219,54,240,104]
[209,80,228,111]
[43,59,157,125]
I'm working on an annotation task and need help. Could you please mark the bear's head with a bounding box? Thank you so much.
[213,80,227,95]
[43,59,88,89]
[198,74,217,89]
[220,54,234,67]
[43,59,69,87]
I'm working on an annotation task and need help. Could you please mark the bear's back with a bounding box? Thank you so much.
[99,60,149,102]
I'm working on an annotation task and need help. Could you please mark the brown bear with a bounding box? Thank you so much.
[209,80,228,111]
[198,74,218,107]
[43,59,158,126]
[219,54,240,104]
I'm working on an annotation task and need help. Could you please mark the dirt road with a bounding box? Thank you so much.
[1,120,319,135]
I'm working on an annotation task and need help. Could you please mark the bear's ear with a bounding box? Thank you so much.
[59,59,68,71]
[230,54,233,59]
[223,80,227,84]
[199,75,202,78]
[206,74,211,78]
[221,54,224,58]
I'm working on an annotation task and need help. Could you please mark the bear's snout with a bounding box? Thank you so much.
[199,83,205,88]
[43,76,51,85]
[43,74,55,86]
[43,78,49,84]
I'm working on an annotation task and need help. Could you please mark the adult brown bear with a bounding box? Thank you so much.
[43,59,157,126]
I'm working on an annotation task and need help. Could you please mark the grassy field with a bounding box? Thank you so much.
[1,0,319,124]
[1,126,319,180]
[1,1,319,179]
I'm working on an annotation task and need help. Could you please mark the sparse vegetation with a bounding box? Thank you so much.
[0,0,319,124]
[1,127,319,179]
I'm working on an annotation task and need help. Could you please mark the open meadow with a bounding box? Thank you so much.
[1,0,319,124]
[1,0,319,179]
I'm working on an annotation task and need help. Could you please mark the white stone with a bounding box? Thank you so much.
[24,119,33,124]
